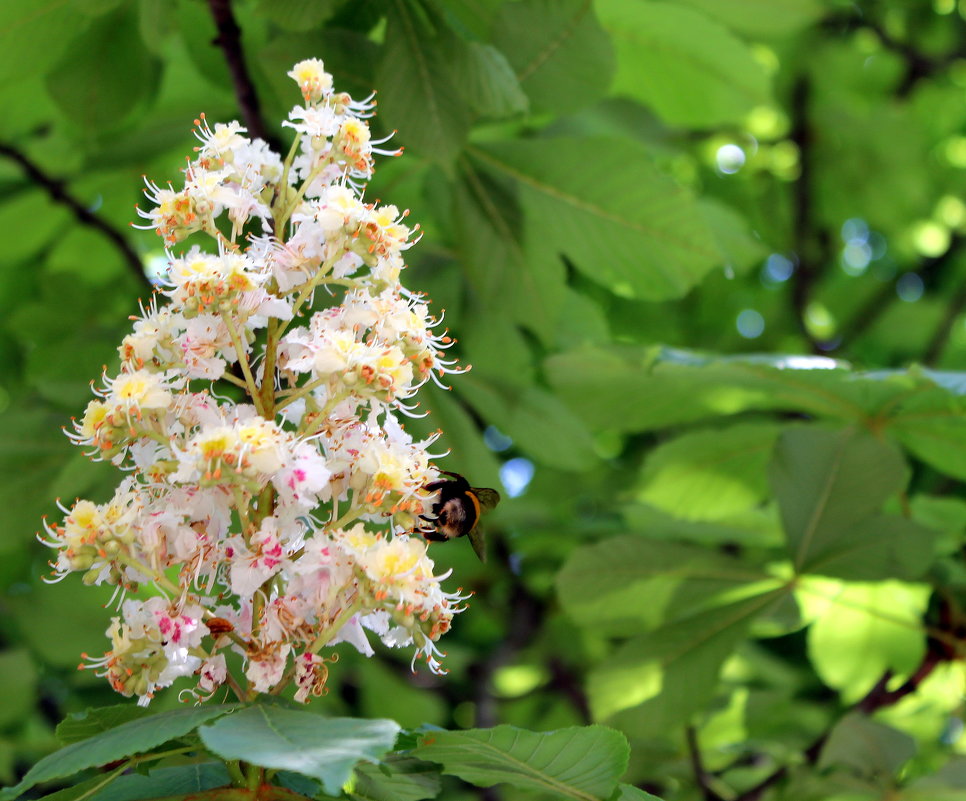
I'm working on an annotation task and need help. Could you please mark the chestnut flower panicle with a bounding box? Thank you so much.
[43,59,471,706]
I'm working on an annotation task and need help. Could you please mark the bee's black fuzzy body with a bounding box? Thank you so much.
[423,471,500,561]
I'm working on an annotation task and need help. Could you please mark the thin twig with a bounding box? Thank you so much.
[735,639,947,801]
[834,235,965,355]
[923,238,966,365]
[824,13,966,97]
[0,141,148,288]
[205,0,280,150]
[686,726,727,801]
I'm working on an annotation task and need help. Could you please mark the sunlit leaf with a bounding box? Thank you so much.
[598,0,770,127]
[638,423,782,521]
[673,0,825,37]
[557,535,769,632]
[591,588,787,734]
[0,2,88,87]
[798,578,929,703]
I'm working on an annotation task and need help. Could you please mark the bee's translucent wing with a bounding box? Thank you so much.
[473,488,501,511]
[468,526,487,563]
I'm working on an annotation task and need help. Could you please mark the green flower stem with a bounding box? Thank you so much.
[115,552,182,597]
[226,760,246,788]
[274,375,329,412]
[329,506,361,531]
[273,133,303,233]
[233,489,253,536]
[309,598,363,654]
[275,256,339,338]
[222,312,265,417]
[299,390,351,439]
[275,156,334,233]
[245,763,265,791]
[268,598,362,696]
[220,371,250,391]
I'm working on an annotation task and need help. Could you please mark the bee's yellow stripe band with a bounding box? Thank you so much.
[467,490,481,525]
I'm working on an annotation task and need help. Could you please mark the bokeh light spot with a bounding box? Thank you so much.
[897,273,924,303]
[500,457,535,498]
[716,144,746,174]
[736,309,765,339]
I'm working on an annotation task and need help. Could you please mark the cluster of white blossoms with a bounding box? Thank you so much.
[41,60,469,706]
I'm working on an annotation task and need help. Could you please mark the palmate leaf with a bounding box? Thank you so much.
[556,535,769,632]
[674,0,826,37]
[46,5,161,132]
[597,0,770,127]
[769,427,907,573]
[0,1,88,86]
[885,388,966,480]
[445,40,528,118]
[607,785,664,801]
[0,705,236,801]
[818,713,916,781]
[699,198,767,276]
[545,347,880,430]
[197,706,400,796]
[545,347,966,482]
[468,138,719,301]
[413,725,629,801]
[55,706,151,745]
[589,587,788,734]
[451,159,566,344]
[637,422,783,522]
[490,0,614,115]
[353,756,442,801]
[376,1,472,162]
[769,426,937,581]
[35,763,233,801]
[798,578,929,703]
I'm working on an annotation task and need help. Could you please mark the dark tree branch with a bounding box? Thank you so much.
[854,649,943,714]
[686,726,727,801]
[923,239,966,365]
[471,535,545,729]
[925,283,966,366]
[735,635,948,801]
[206,0,280,150]
[0,141,149,288]
[823,12,966,97]
[788,75,827,354]
[834,235,965,356]
[866,18,963,97]
[547,657,592,724]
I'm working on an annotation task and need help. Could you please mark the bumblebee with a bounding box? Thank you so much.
[424,471,500,562]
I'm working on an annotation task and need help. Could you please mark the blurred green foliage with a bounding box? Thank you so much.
[2,0,966,799]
